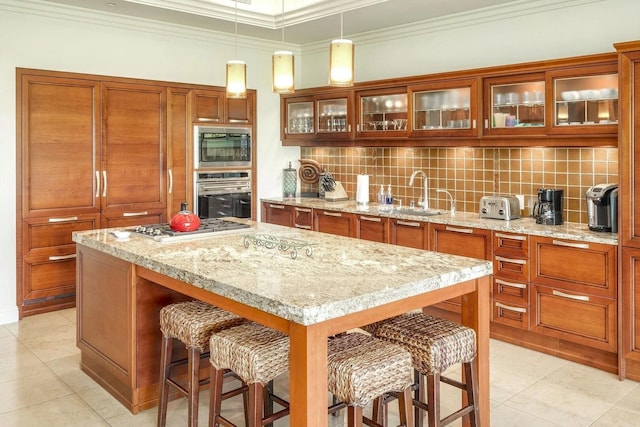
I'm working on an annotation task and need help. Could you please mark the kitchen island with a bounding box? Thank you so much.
[73,220,492,426]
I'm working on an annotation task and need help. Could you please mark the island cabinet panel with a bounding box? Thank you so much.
[313,209,356,238]
[293,206,313,230]
[428,224,492,314]
[261,202,294,227]
[492,232,530,330]
[390,218,429,249]
[530,236,617,353]
[356,214,388,243]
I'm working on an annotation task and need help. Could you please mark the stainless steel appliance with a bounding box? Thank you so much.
[195,126,251,168]
[195,171,251,219]
[479,195,521,220]
[586,183,618,232]
[129,218,250,243]
[532,188,563,225]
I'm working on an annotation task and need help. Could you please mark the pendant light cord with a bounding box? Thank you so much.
[340,1,344,39]
[234,0,238,59]
[281,0,285,45]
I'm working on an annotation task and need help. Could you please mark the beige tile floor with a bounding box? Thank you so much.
[2,308,640,426]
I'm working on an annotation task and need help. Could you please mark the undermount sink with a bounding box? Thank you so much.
[391,208,443,217]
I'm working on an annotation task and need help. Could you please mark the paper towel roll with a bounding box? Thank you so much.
[356,174,369,205]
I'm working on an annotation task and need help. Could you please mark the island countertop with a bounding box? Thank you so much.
[72,220,493,326]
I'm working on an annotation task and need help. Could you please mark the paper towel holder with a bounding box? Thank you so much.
[356,174,370,207]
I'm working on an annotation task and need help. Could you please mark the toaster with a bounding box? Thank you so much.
[479,195,521,220]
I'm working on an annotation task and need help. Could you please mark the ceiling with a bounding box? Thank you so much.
[38,0,522,45]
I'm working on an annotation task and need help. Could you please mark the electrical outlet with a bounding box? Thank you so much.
[515,194,525,210]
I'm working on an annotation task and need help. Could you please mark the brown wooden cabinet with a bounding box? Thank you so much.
[193,88,255,124]
[167,88,192,217]
[390,218,429,249]
[313,209,355,238]
[293,206,313,230]
[530,236,617,353]
[355,214,388,243]
[261,202,294,227]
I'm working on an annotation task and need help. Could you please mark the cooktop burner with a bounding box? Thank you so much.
[129,218,251,242]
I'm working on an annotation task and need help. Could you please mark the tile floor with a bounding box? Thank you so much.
[1,308,640,426]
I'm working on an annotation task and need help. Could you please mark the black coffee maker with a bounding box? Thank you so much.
[532,188,563,225]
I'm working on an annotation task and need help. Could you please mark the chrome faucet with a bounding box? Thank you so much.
[437,189,456,216]
[409,170,429,209]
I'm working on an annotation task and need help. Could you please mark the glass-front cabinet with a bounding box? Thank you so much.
[547,63,618,136]
[409,78,478,137]
[483,73,546,136]
[357,88,409,137]
[281,92,353,144]
[282,96,314,142]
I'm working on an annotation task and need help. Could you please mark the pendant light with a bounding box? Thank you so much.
[226,0,247,99]
[272,0,294,93]
[329,4,354,87]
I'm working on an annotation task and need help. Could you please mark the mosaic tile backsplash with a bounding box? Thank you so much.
[298,147,618,224]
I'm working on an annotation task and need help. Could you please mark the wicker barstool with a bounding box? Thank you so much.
[327,332,414,427]
[208,322,291,427]
[366,312,480,427]
[157,300,246,427]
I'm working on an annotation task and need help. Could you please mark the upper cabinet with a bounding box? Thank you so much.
[192,89,255,125]
[280,52,618,147]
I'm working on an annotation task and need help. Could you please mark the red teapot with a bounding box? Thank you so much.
[169,202,201,232]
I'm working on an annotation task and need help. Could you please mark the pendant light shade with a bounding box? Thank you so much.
[272,0,294,93]
[272,51,294,93]
[329,39,354,87]
[226,1,247,99]
[226,60,247,99]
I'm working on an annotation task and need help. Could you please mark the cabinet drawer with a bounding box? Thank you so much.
[531,237,617,298]
[429,224,492,260]
[494,232,529,258]
[262,203,293,227]
[391,219,428,250]
[313,210,355,238]
[494,254,529,282]
[531,284,616,352]
[293,207,313,230]
[23,255,76,301]
[492,300,529,329]
[493,277,528,305]
[24,216,97,253]
[356,215,388,243]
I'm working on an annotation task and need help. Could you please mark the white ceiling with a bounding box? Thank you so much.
[38,0,522,45]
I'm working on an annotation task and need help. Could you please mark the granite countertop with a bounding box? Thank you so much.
[262,197,618,246]
[72,221,492,326]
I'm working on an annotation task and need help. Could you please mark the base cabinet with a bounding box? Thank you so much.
[313,209,355,237]
[390,218,428,249]
[261,202,294,227]
[492,232,530,330]
[356,214,388,243]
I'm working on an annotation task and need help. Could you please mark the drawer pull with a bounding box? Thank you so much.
[495,232,526,241]
[294,207,312,213]
[495,256,527,265]
[323,211,342,217]
[95,171,100,198]
[552,290,589,302]
[269,204,286,209]
[397,220,420,227]
[495,278,526,289]
[495,302,527,313]
[122,211,148,217]
[48,216,78,223]
[294,224,312,230]
[445,226,473,234]
[552,239,589,249]
[360,216,381,222]
[49,254,77,261]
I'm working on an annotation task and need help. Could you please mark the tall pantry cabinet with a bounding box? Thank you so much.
[617,41,640,381]
[16,70,167,317]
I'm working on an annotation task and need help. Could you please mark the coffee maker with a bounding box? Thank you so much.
[586,183,618,232]
[532,188,563,225]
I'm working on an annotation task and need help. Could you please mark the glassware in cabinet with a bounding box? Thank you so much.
[553,73,618,127]
[413,88,471,130]
[491,81,545,128]
[285,100,313,135]
[317,98,349,134]
[358,91,408,134]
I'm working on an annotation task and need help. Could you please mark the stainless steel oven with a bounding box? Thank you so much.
[195,126,251,168]
[195,171,251,219]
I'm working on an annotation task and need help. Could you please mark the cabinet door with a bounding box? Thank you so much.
[227,91,254,124]
[261,202,293,227]
[167,88,191,218]
[356,215,388,243]
[313,210,355,237]
[281,95,314,145]
[101,82,167,217]
[193,89,224,123]
[390,219,428,249]
[19,74,101,218]
[621,247,640,378]
[357,88,409,138]
[429,224,492,260]
[315,91,354,140]
[293,206,313,230]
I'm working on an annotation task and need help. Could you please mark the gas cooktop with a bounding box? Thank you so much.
[129,218,251,243]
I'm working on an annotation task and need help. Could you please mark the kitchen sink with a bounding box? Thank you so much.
[391,208,443,217]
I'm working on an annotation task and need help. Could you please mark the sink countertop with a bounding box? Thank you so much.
[72,221,492,326]
[262,197,618,246]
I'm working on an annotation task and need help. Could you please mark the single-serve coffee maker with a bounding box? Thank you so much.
[532,188,564,225]
[586,183,618,232]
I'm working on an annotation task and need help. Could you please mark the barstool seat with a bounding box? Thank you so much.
[157,300,246,427]
[366,312,480,427]
[328,332,414,427]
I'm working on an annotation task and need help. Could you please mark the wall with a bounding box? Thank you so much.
[0,0,635,324]
[299,147,619,223]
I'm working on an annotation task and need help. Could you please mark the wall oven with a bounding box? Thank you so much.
[195,171,251,219]
[195,126,251,168]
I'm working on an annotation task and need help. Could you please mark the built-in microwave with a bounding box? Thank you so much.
[195,126,251,168]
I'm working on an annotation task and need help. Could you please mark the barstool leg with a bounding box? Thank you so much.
[427,372,441,427]
[247,382,264,427]
[209,365,225,427]
[347,406,364,427]
[398,387,414,427]
[464,359,480,427]
[188,347,201,427]
[157,335,173,427]
[415,370,425,427]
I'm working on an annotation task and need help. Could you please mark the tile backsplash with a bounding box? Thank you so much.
[298,147,618,224]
